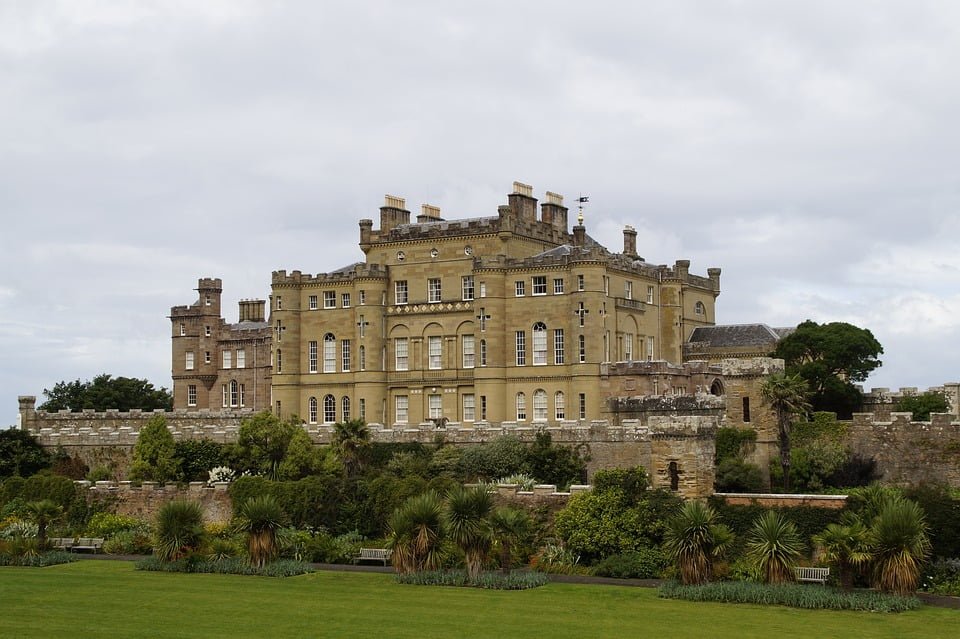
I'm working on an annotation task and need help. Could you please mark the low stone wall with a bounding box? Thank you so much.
[714,493,848,510]
[80,481,233,523]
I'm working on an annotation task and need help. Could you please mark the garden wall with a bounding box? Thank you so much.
[80,481,233,523]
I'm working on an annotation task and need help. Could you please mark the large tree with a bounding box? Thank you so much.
[0,429,51,478]
[40,374,172,412]
[773,320,883,418]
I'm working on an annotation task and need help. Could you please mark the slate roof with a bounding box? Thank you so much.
[687,324,783,348]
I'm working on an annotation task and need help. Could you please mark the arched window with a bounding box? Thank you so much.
[516,392,526,421]
[323,334,336,373]
[533,389,547,421]
[710,379,724,396]
[308,397,318,424]
[532,322,547,365]
[341,396,351,421]
[323,394,336,423]
[359,345,366,371]
[555,391,565,420]
[695,301,706,316]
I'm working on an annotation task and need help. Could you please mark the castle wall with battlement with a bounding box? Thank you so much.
[860,384,960,420]
[845,412,960,487]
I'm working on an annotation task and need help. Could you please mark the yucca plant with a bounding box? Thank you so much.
[387,491,445,574]
[746,511,803,584]
[234,495,287,569]
[25,500,63,550]
[870,497,931,595]
[663,501,729,585]
[154,500,204,562]
[812,513,872,589]
[444,485,494,579]
[490,506,532,574]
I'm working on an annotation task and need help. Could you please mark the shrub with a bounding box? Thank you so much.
[663,501,732,585]
[0,429,51,478]
[714,459,764,493]
[745,511,803,584]
[0,550,76,567]
[658,580,920,612]
[129,415,177,484]
[85,513,149,538]
[714,428,756,464]
[103,529,153,555]
[525,431,587,487]
[86,466,113,482]
[593,547,668,579]
[154,500,204,562]
[530,542,586,574]
[871,497,931,595]
[174,439,226,483]
[592,467,649,502]
[458,436,527,481]
[135,556,312,577]
[922,557,960,596]
[395,569,547,590]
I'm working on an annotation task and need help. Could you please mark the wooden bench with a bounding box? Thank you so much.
[356,548,391,566]
[795,567,830,584]
[70,537,105,553]
[50,537,75,551]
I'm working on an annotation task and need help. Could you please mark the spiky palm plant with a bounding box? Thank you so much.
[25,500,63,550]
[444,485,494,579]
[760,373,811,492]
[154,500,204,562]
[332,419,371,477]
[870,497,931,595]
[812,513,872,589]
[746,511,804,584]
[663,501,724,585]
[490,506,532,574]
[387,491,445,574]
[235,495,287,569]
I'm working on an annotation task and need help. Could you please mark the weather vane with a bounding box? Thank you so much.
[575,195,589,225]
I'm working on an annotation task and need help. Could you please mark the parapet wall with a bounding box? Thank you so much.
[846,412,960,487]
[80,480,233,522]
[861,383,960,420]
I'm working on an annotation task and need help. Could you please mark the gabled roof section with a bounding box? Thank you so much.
[688,324,782,348]
[330,261,364,275]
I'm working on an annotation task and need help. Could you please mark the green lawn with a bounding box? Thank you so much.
[1,561,955,638]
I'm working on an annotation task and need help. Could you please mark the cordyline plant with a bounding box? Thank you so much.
[234,495,287,569]
[444,485,494,579]
[870,497,930,596]
[155,500,204,562]
[663,501,734,585]
[387,491,445,574]
[746,511,804,584]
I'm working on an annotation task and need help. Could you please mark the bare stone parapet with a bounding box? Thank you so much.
[717,357,785,377]
[861,383,960,419]
[271,264,389,287]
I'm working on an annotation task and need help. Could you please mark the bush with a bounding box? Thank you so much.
[135,556,312,577]
[154,500,204,562]
[658,580,921,612]
[458,436,527,481]
[174,439,226,483]
[0,550,76,567]
[102,529,153,555]
[714,459,764,493]
[592,467,649,502]
[922,557,960,596]
[129,415,177,484]
[715,428,756,464]
[395,569,547,590]
[593,547,668,579]
[85,512,148,538]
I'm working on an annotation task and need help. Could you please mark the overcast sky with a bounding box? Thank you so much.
[3,1,959,425]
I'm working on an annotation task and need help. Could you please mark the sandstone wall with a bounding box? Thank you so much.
[80,481,233,523]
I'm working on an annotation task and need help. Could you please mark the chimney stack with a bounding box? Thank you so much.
[379,195,410,233]
[507,181,538,223]
[540,191,568,231]
[623,225,638,257]
[417,203,443,223]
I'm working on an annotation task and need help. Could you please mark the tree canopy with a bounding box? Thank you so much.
[40,374,173,412]
[773,320,883,418]
[0,429,51,478]
[895,391,950,421]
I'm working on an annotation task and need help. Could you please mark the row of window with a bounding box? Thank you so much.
[184,349,247,371]
[308,395,358,424]
[184,381,246,408]
[390,390,587,424]
[277,291,370,312]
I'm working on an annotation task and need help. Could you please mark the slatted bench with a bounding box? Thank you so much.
[51,537,75,551]
[356,548,391,566]
[795,567,830,584]
[70,537,105,553]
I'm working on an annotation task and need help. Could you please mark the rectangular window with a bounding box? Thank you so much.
[624,334,633,361]
[428,278,442,303]
[553,278,564,294]
[342,397,350,421]
[276,349,282,373]
[646,336,655,361]
[359,398,366,420]
[222,384,228,408]
[395,395,409,424]
[579,335,586,363]
[479,308,487,332]
[324,291,336,308]
[463,394,475,422]
[462,335,475,368]
[239,384,245,408]
[359,290,366,305]
[428,336,442,370]
[185,351,195,370]
[480,395,487,420]
[179,323,185,336]
[187,385,197,407]
[533,327,547,365]
[342,339,351,372]
[625,281,633,300]
[308,341,318,373]
[275,296,282,310]
[205,325,211,337]
[516,331,526,366]
[533,392,547,421]
[222,350,232,369]
[577,274,585,291]
[554,329,565,364]
[479,282,486,298]
[359,315,366,338]
[579,393,586,420]
[555,392,565,420]
[516,393,526,421]
[395,338,409,371]
[428,394,442,419]
[603,276,609,295]
[309,295,318,310]
[324,337,336,373]
[578,302,586,327]
[515,280,525,296]
[275,320,283,342]
[205,351,211,364]
[647,286,654,304]
[309,399,318,424]
[461,276,474,301]
[230,382,239,407]
[341,293,351,308]
[480,339,487,367]
[276,400,281,416]
[236,349,246,369]
[395,281,408,305]
[532,275,547,295]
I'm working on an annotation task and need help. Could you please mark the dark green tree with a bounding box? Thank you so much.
[40,374,173,412]
[773,320,883,418]
[228,411,305,479]
[129,415,177,484]
[331,419,371,477]
[895,391,950,421]
[0,429,52,477]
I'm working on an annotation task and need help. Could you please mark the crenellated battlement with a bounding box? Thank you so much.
[718,357,785,377]
[272,263,389,287]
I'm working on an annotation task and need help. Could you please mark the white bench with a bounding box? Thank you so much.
[795,567,830,584]
[51,537,75,550]
[70,537,105,553]
[356,548,391,566]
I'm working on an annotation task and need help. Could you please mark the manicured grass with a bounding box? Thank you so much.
[2,561,956,638]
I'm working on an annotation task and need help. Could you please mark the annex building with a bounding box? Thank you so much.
[263,182,722,427]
